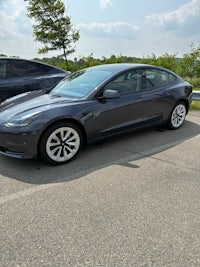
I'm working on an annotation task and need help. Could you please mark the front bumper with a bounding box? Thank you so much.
[0,131,39,159]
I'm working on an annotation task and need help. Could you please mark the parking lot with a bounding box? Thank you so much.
[1,111,200,267]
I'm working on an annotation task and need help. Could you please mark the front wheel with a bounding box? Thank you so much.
[167,102,187,130]
[39,122,83,165]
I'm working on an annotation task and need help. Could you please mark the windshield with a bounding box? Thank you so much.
[50,69,113,99]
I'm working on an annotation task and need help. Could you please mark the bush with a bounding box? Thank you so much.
[185,78,200,88]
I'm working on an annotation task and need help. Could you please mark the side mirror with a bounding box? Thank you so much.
[101,89,120,99]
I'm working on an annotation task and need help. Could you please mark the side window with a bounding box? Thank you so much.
[103,70,141,96]
[0,59,7,78]
[6,60,53,78]
[143,69,175,90]
[30,62,53,75]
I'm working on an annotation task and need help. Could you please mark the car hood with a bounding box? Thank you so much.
[0,90,83,119]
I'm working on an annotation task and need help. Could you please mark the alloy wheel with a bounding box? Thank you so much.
[45,126,81,163]
[170,103,186,129]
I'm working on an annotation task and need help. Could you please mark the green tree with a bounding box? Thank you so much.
[26,0,80,69]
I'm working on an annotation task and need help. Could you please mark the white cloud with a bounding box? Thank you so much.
[146,0,200,34]
[0,0,38,58]
[1,0,30,31]
[77,21,139,39]
[99,0,113,9]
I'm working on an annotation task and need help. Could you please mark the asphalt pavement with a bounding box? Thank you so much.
[0,111,200,267]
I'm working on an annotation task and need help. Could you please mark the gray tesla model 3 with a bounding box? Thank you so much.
[0,63,193,165]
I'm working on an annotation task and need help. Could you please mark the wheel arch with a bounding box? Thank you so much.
[177,98,190,114]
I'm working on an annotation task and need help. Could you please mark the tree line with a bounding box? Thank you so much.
[33,44,200,87]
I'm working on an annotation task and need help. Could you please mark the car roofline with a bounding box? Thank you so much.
[0,57,69,74]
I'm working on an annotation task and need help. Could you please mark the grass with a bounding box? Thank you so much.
[190,87,200,111]
[190,101,200,110]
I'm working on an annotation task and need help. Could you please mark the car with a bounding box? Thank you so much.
[0,57,70,103]
[0,63,193,165]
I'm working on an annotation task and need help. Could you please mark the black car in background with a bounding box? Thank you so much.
[0,57,70,103]
[0,63,193,165]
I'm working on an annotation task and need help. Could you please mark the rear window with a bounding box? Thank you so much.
[6,60,53,77]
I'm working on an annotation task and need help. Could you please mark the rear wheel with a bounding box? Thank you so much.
[39,122,82,165]
[168,102,186,130]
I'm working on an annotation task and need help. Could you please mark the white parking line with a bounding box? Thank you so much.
[0,183,58,205]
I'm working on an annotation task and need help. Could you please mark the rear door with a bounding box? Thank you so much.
[139,68,176,121]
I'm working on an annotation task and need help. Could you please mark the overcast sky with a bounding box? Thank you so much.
[0,0,200,59]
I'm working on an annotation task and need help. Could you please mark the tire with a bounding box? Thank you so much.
[39,122,83,165]
[167,102,187,130]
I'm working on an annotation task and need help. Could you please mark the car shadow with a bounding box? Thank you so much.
[0,119,200,185]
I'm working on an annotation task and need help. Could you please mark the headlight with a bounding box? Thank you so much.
[6,111,41,127]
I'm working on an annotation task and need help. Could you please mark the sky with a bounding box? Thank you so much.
[0,0,200,60]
